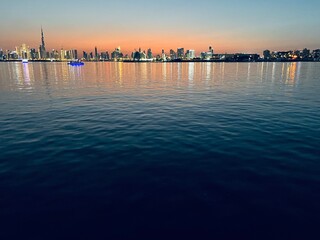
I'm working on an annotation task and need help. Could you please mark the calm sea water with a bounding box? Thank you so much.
[0,62,320,239]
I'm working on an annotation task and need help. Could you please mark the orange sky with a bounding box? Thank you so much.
[1,1,320,55]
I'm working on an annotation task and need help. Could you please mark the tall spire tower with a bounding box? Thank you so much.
[41,27,46,50]
[39,26,46,59]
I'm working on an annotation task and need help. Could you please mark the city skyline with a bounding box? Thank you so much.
[1,27,319,61]
[1,0,320,54]
[1,26,319,62]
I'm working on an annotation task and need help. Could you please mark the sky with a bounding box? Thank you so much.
[1,0,320,55]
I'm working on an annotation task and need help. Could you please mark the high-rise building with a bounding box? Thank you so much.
[147,49,153,59]
[39,27,46,59]
[100,52,108,61]
[161,49,166,61]
[95,47,98,61]
[61,49,66,60]
[83,51,88,60]
[16,43,30,59]
[170,49,177,60]
[71,49,78,59]
[209,46,214,54]
[177,48,184,59]
[186,50,195,59]
[30,48,37,60]
[111,47,123,60]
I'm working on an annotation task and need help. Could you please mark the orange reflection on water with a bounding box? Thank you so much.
[286,62,297,85]
[2,62,311,96]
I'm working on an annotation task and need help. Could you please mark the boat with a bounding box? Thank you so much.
[68,60,84,66]
[22,59,29,63]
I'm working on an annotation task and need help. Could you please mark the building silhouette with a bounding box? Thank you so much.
[39,27,46,59]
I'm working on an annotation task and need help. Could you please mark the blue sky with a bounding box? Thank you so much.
[1,0,319,54]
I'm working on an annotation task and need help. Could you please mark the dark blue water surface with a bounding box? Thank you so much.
[0,62,320,239]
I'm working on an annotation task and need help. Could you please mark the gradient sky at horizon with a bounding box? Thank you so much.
[1,0,320,54]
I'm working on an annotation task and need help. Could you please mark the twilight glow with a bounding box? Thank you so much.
[1,0,320,54]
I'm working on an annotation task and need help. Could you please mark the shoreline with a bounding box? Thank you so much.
[0,59,319,63]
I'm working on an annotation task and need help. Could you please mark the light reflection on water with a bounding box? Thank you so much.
[0,61,316,101]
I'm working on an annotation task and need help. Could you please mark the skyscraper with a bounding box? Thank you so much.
[186,50,195,59]
[16,43,30,59]
[95,47,98,61]
[170,49,177,60]
[177,48,184,59]
[39,27,46,59]
[147,49,153,59]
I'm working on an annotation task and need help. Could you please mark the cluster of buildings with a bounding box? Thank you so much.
[1,29,320,62]
[0,28,79,61]
[263,49,320,62]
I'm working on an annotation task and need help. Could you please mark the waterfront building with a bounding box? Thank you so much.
[312,49,320,61]
[302,48,310,60]
[263,50,271,60]
[16,43,30,59]
[177,48,184,59]
[234,54,259,62]
[186,49,195,59]
[133,48,147,61]
[51,49,60,60]
[111,47,123,60]
[61,49,66,61]
[39,27,46,59]
[147,48,153,59]
[30,48,37,60]
[134,47,142,60]
[83,51,88,60]
[201,46,214,60]
[95,46,98,61]
[100,51,109,61]
[161,49,166,61]
[72,49,78,59]
[170,49,177,60]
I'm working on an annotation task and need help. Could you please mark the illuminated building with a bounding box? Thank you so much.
[161,49,166,61]
[39,27,46,59]
[111,47,123,60]
[16,43,30,59]
[100,51,109,61]
[72,49,78,59]
[61,49,66,60]
[169,49,177,60]
[177,48,184,59]
[133,48,147,61]
[30,48,37,60]
[186,49,195,59]
[201,46,214,60]
[147,48,153,59]
[51,49,60,60]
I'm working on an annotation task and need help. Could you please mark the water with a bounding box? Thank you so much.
[0,62,320,239]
